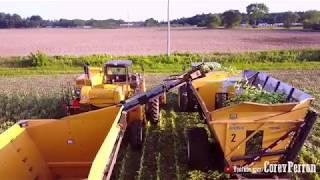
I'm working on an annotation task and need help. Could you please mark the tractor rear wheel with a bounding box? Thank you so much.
[129,121,144,149]
[178,85,189,112]
[147,98,160,124]
[186,127,210,171]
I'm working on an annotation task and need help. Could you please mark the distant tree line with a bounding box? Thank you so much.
[1,4,320,30]
[0,12,125,28]
[171,4,320,30]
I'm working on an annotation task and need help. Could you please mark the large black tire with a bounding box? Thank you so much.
[147,98,160,124]
[178,85,189,112]
[129,121,144,149]
[186,127,210,171]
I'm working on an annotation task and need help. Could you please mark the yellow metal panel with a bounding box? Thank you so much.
[0,142,33,180]
[25,105,122,178]
[87,110,122,180]
[192,71,238,111]
[75,67,103,88]
[127,105,145,123]
[0,125,53,180]
[80,85,125,107]
[76,74,91,88]
[89,68,104,86]
[0,124,23,149]
[49,166,90,179]
[211,118,301,168]
[211,102,300,122]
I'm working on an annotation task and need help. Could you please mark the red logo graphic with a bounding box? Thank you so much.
[224,166,234,173]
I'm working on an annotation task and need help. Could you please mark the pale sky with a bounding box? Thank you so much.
[0,0,319,21]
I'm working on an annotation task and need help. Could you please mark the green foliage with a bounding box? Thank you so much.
[88,19,125,28]
[225,81,286,106]
[187,170,207,180]
[187,170,229,180]
[144,18,159,27]
[172,13,214,27]
[283,11,300,28]
[207,170,230,180]
[222,10,242,28]
[29,51,50,67]
[246,3,269,26]
[172,11,306,27]
[302,10,320,30]
[297,146,320,179]
[0,49,320,75]
[0,121,14,134]
[206,14,221,29]
[0,12,125,28]
[0,92,66,123]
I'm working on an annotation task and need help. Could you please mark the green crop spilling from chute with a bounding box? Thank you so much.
[225,81,286,106]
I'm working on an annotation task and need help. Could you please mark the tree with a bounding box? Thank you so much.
[283,11,299,28]
[72,19,86,27]
[246,3,269,26]
[302,10,320,29]
[29,15,43,27]
[222,10,242,28]
[0,13,8,28]
[206,14,221,29]
[144,18,159,27]
[11,14,23,28]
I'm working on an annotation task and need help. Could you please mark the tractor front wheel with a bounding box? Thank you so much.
[147,98,160,124]
[129,121,144,149]
[186,127,210,171]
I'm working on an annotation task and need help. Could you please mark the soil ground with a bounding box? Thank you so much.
[0,28,320,56]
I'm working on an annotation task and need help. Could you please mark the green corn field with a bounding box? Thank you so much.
[0,71,319,179]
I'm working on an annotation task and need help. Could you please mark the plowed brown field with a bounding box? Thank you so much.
[0,27,320,56]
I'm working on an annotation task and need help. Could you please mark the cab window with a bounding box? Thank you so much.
[106,67,126,75]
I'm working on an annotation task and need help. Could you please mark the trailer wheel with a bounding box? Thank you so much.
[129,121,144,149]
[147,98,160,124]
[186,127,210,171]
[178,85,188,112]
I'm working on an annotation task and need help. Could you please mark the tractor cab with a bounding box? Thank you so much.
[104,60,132,84]
[67,60,145,113]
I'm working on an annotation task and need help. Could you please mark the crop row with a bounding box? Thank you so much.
[0,71,318,179]
[0,49,319,67]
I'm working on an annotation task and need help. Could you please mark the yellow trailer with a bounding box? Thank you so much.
[180,69,318,176]
[0,105,123,180]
